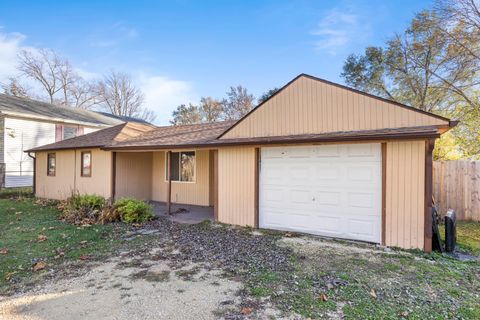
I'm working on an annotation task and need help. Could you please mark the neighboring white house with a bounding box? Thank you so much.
[0,93,146,188]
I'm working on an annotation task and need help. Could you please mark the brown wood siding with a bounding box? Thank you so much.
[385,140,426,249]
[222,76,448,139]
[36,148,112,200]
[115,152,152,200]
[217,147,256,226]
[151,150,211,206]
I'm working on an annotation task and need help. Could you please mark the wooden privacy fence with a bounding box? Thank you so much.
[433,160,480,221]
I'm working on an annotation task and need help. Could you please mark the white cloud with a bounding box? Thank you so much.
[89,22,139,48]
[0,31,26,82]
[311,8,370,55]
[137,73,198,125]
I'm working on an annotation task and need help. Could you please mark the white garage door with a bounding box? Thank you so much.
[259,143,382,243]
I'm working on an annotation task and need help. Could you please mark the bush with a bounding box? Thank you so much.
[70,194,106,211]
[59,194,106,225]
[115,198,154,223]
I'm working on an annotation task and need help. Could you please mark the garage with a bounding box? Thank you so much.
[259,143,382,243]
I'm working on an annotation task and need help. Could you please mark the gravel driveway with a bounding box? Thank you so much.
[0,257,241,320]
[0,218,292,319]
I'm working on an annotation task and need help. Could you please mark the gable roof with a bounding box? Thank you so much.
[105,121,235,149]
[26,122,156,152]
[0,93,123,126]
[218,73,453,139]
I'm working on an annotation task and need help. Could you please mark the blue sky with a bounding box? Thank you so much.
[0,0,433,124]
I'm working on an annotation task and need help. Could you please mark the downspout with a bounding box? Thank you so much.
[167,151,172,215]
[111,152,117,202]
[27,152,36,195]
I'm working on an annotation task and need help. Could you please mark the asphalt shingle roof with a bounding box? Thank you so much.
[0,93,123,126]
[26,122,155,152]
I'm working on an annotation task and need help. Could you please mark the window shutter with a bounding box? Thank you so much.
[77,126,84,136]
[55,124,64,141]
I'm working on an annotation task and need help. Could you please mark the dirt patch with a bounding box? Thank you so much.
[0,258,242,320]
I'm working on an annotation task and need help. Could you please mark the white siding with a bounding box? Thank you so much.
[3,117,102,187]
[4,117,55,187]
[0,116,4,164]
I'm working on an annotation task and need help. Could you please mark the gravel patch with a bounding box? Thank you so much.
[0,259,241,320]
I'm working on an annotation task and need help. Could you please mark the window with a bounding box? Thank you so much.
[166,151,195,182]
[81,151,92,177]
[63,126,78,140]
[47,153,56,176]
[55,125,83,141]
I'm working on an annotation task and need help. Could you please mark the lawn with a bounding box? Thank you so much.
[0,194,479,319]
[0,197,129,292]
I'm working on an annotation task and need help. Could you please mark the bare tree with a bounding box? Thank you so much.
[96,71,156,122]
[222,85,255,120]
[17,49,69,104]
[68,79,100,109]
[170,104,202,125]
[1,77,30,98]
[199,97,224,122]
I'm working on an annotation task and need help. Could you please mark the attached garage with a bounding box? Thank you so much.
[29,73,457,252]
[259,143,381,243]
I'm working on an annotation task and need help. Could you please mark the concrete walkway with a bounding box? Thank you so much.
[151,201,214,224]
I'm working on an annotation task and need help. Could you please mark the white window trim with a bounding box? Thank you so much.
[164,150,196,183]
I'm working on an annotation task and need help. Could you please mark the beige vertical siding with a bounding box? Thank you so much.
[217,147,256,226]
[36,150,75,200]
[151,150,211,206]
[385,140,425,249]
[35,148,112,200]
[75,149,112,198]
[221,76,448,139]
[115,152,152,200]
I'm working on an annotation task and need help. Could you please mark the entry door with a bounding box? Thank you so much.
[259,143,382,243]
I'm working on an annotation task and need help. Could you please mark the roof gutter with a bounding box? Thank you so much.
[102,130,441,151]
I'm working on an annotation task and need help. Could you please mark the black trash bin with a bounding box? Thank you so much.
[444,210,457,253]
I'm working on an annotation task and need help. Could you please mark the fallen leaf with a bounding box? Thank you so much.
[401,311,409,318]
[79,255,89,260]
[240,307,253,315]
[0,248,8,255]
[326,283,334,290]
[5,271,16,281]
[370,289,377,299]
[37,235,48,242]
[32,261,46,272]
[80,240,88,244]
[319,293,328,301]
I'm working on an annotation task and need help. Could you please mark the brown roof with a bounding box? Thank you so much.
[103,125,446,150]
[26,122,155,152]
[105,121,236,149]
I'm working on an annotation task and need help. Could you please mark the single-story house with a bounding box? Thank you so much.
[0,93,146,188]
[26,74,457,252]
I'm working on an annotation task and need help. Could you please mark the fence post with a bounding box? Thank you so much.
[0,163,5,190]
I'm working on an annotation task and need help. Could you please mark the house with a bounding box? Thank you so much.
[26,74,457,251]
[0,94,131,188]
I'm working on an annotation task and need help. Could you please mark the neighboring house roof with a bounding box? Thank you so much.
[26,122,156,152]
[0,93,123,127]
[97,112,151,124]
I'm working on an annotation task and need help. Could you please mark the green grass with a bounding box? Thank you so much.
[0,198,129,292]
[0,187,33,199]
[440,221,480,255]
[245,223,480,319]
